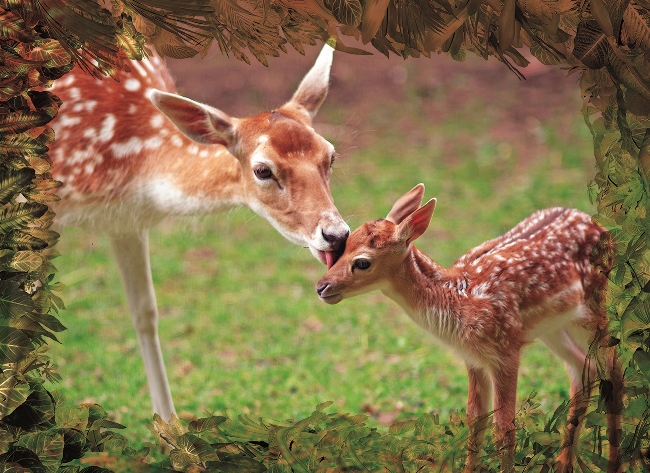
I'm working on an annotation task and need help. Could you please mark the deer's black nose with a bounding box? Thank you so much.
[322,228,349,247]
[316,282,330,297]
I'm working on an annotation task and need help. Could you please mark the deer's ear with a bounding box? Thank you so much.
[386,183,426,224]
[148,90,237,147]
[283,44,333,123]
[397,198,436,244]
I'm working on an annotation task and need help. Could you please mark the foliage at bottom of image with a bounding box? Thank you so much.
[4,384,648,473]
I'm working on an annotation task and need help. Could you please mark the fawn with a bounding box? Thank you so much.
[50,45,349,421]
[316,184,621,472]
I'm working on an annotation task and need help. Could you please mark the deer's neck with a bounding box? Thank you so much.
[382,247,466,342]
[140,134,246,215]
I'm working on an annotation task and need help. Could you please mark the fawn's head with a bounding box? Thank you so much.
[317,184,436,304]
[149,45,348,265]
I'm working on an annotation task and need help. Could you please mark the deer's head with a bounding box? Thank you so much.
[317,184,436,303]
[149,46,349,266]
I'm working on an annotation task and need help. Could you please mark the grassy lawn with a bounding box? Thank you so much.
[48,54,595,447]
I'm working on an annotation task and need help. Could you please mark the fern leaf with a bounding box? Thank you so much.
[361,0,390,43]
[621,3,650,50]
[606,46,650,98]
[573,19,610,69]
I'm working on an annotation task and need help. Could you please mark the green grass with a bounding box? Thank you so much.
[48,84,595,448]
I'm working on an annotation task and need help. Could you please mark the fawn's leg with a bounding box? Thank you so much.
[464,365,492,473]
[492,355,520,473]
[541,329,595,473]
[111,231,176,421]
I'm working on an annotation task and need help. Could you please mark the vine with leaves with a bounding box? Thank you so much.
[0,0,648,471]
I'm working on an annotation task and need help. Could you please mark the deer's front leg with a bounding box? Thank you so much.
[111,231,175,422]
[492,356,520,473]
[464,365,492,473]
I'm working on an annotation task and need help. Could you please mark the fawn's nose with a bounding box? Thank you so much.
[316,282,330,297]
[322,228,349,248]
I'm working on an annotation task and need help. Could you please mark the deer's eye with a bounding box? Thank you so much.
[330,152,339,168]
[254,166,273,180]
[353,259,371,271]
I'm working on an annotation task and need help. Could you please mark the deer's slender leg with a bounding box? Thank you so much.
[464,364,492,473]
[492,355,520,473]
[111,231,175,421]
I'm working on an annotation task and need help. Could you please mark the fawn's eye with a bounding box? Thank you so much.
[353,259,371,271]
[254,166,273,180]
[330,152,339,167]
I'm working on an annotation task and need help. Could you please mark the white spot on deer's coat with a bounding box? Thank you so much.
[150,115,164,128]
[72,100,98,113]
[128,104,137,115]
[199,149,209,158]
[188,145,199,155]
[171,135,183,147]
[99,114,116,142]
[125,78,141,91]
[53,74,75,88]
[68,88,81,101]
[144,136,163,149]
[58,115,82,128]
[110,137,143,158]
[83,128,97,138]
[257,135,269,145]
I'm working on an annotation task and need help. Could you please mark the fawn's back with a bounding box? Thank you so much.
[452,207,606,337]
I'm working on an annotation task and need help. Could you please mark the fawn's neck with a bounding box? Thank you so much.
[382,246,466,340]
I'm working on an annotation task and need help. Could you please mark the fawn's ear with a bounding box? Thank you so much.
[386,183,426,224]
[149,90,237,147]
[397,198,436,244]
[282,44,333,124]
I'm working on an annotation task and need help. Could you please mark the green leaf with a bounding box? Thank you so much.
[324,0,362,26]
[16,431,64,473]
[188,415,227,432]
[0,281,35,319]
[0,371,30,418]
[0,168,35,206]
[206,456,266,473]
[61,428,88,463]
[0,231,48,251]
[573,19,609,69]
[0,135,49,158]
[26,312,66,333]
[0,203,48,234]
[0,9,36,42]
[389,419,417,435]
[0,327,32,363]
[0,111,51,135]
[170,433,219,467]
[633,349,650,382]
[28,41,71,68]
[3,383,55,430]
[8,251,43,273]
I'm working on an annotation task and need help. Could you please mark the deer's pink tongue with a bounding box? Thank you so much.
[325,251,335,269]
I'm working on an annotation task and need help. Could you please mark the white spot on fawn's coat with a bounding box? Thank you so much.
[124,78,141,91]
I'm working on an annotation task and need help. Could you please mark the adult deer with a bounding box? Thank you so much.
[317,184,621,472]
[49,45,349,422]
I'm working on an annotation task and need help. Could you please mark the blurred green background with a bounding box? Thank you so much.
[49,47,595,446]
